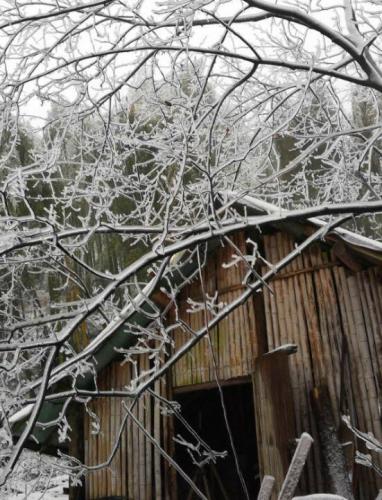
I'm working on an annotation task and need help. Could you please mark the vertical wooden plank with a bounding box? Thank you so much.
[263,284,275,352]
[166,372,177,500]
[271,235,301,442]
[111,363,117,496]
[95,375,100,500]
[88,402,94,499]
[127,365,134,500]
[217,243,228,379]
[200,267,209,384]
[253,350,268,484]
[230,232,243,377]
[226,241,238,378]
[105,365,111,499]
[267,235,281,348]
[91,376,98,498]
[106,369,111,498]
[236,232,250,374]
[84,409,89,500]
[186,290,195,387]
[300,247,328,490]
[253,351,296,497]
[206,254,217,382]
[174,303,182,388]
[192,279,202,385]
[183,296,192,387]
[262,235,279,353]
[145,357,153,500]
[238,288,247,375]
[91,399,97,500]
[133,378,140,500]
[300,244,328,491]
[119,363,127,499]
[288,244,316,492]
[347,275,379,438]
[244,291,257,371]
[116,363,122,497]
[215,243,224,380]
[139,368,146,500]
[154,376,162,500]
[161,375,170,500]
[170,301,179,388]
[227,238,236,374]
[280,233,315,492]
[309,247,340,418]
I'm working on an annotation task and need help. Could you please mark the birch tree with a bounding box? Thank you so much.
[1,0,382,496]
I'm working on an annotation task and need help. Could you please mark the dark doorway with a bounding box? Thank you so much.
[174,382,260,499]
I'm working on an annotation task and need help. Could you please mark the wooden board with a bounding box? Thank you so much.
[252,351,296,497]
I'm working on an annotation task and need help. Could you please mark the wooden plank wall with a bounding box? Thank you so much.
[82,229,382,499]
[334,266,382,498]
[171,232,258,388]
[84,354,175,500]
[261,231,382,497]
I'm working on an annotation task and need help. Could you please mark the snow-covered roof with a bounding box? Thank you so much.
[224,191,382,254]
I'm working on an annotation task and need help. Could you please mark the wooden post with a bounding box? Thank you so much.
[258,475,276,500]
[253,350,297,495]
[293,495,347,500]
[278,433,313,500]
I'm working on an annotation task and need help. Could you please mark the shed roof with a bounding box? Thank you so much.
[10,193,382,448]
[227,191,382,252]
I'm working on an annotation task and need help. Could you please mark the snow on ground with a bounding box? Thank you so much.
[8,490,67,500]
[7,475,68,500]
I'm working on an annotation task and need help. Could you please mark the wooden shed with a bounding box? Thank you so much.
[79,197,382,500]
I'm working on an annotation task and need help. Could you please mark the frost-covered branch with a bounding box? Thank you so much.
[1,0,382,493]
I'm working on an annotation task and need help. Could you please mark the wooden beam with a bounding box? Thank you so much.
[278,433,313,500]
[258,475,276,500]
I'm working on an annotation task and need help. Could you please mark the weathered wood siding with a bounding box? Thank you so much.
[261,231,382,497]
[82,228,382,499]
[171,232,259,387]
[84,354,175,500]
